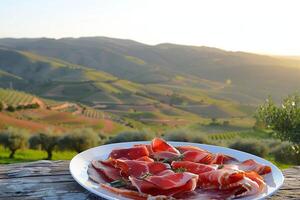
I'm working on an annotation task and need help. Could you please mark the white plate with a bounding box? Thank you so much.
[69,141,284,200]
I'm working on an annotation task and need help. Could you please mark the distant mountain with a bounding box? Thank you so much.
[0,36,300,105]
[0,47,247,120]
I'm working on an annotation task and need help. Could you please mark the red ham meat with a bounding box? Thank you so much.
[134,144,154,155]
[151,138,180,154]
[89,138,272,199]
[177,145,207,153]
[152,151,180,161]
[231,171,266,198]
[136,156,154,162]
[91,160,122,182]
[181,150,214,164]
[114,159,170,178]
[101,183,149,200]
[180,150,236,164]
[109,146,149,160]
[197,168,245,190]
[172,161,218,174]
[238,159,272,175]
[129,170,198,196]
[209,153,237,164]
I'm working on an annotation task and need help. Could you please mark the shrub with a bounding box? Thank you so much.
[257,95,300,152]
[229,139,269,157]
[223,120,230,126]
[29,129,60,160]
[59,128,100,153]
[164,129,209,144]
[164,130,191,142]
[191,135,209,144]
[6,105,15,112]
[16,105,25,110]
[0,102,3,111]
[107,130,154,144]
[25,103,40,109]
[272,143,300,165]
[0,127,28,158]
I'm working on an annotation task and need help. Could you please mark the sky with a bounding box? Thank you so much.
[0,0,299,55]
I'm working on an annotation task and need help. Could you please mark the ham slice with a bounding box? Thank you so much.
[129,170,198,196]
[152,151,180,161]
[114,159,170,178]
[151,138,180,154]
[209,153,237,164]
[101,183,149,200]
[109,146,149,160]
[136,156,154,162]
[238,159,272,175]
[177,145,207,153]
[134,144,154,155]
[91,160,122,182]
[171,161,218,174]
[181,150,214,164]
[197,168,245,190]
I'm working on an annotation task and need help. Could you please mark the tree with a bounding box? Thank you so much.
[0,102,3,111]
[229,139,268,157]
[256,95,300,153]
[6,105,15,112]
[0,127,28,158]
[29,129,59,160]
[59,128,99,153]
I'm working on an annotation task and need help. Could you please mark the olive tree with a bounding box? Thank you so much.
[29,129,59,160]
[59,128,100,153]
[0,127,28,158]
[107,130,154,144]
[256,95,300,154]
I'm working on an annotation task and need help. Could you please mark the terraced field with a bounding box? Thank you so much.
[0,89,35,106]
[83,107,104,119]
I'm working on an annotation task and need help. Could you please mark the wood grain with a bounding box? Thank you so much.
[0,160,299,200]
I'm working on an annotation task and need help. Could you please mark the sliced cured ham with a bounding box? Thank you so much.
[176,145,207,153]
[209,153,237,164]
[171,161,218,174]
[134,144,154,155]
[151,138,180,154]
[129,170,198,196]
[88,138,272,199]
[197,168,245,190]
[152,151,180,161]
[136,156,154,162]
[114,159,170,178]
[109,146,149,160]
[91,160,122,182]
[181,150,214,164]
[101,183,149,200]
[238,159,272,175]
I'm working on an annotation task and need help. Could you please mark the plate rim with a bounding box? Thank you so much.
[69,141,285,200]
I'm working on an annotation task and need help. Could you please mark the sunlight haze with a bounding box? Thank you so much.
[0,0,299,55]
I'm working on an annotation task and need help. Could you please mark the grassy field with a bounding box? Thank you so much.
[0,145,77,164]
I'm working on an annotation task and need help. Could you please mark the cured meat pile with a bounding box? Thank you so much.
[88,138,272,200]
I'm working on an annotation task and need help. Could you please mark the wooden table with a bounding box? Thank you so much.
[0,160,299,200]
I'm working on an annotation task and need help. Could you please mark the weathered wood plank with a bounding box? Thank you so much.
[0,160,299,200]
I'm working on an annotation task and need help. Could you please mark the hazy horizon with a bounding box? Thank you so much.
[1,35,300,57]
[1,0,300,55]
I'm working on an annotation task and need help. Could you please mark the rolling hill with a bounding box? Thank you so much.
[0,36,299,132]
[0,47,247,122]
[0,88,129,133]
[1,37,300,104]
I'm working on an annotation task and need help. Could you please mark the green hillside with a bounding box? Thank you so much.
[1,37,300,104]
[0,47,248,122]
